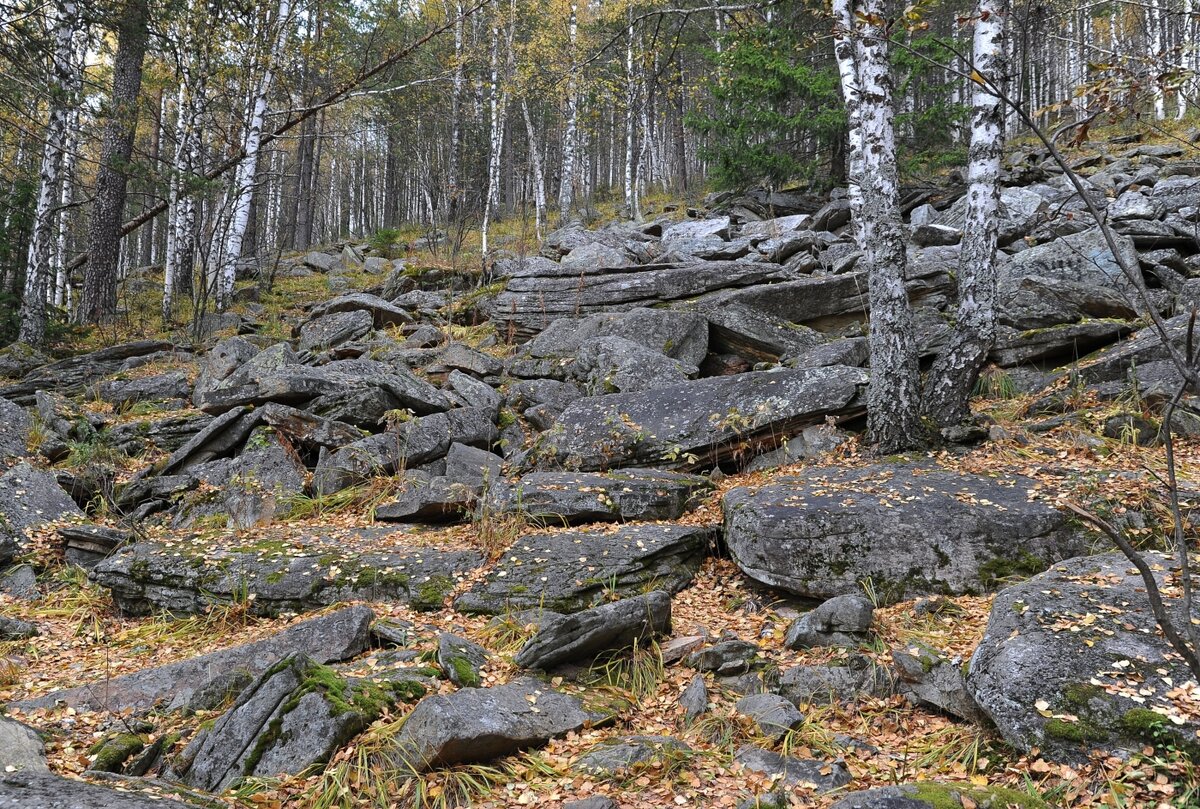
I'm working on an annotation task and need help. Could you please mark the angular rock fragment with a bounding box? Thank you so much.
[514,591,671,670]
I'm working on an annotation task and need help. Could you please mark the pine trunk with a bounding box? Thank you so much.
[80,0,150,325]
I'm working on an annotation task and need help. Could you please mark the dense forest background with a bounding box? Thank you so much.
[0,0,1196,344]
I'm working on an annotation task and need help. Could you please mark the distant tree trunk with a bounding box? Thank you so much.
[164,53,204,324]
[623,10,640,221]
[673,52,688,194]
[80,0,150,325]
[558,0,579,223]
[855,0,922,452]
[19,0,79,345]
[448,0,465,216]
[923,0,1007,429]
[831,0,864,248]
[217,0,292,310]
[481,0,511,255]
[521,99,547,240]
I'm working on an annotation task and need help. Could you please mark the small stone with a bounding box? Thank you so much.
[685,639,759,675]
[734,745,852,792]
[436,633,488,688]
[679,674,707,722]
[735,693,805,741]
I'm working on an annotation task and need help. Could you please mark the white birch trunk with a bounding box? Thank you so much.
[521,99,547,240]
[217,0,291,310]
[19,0,79,345]
[854,0,922,450]
[924,0,1007,428]
[558,0,578,223]
[831,0,864,248]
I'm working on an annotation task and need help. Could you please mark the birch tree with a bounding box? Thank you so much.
[853,0,923,451]
[830,0,863,248]
[216,0,293,310]
[923,0,1008,429]
[18,0,80,345]
[558,0,579,222]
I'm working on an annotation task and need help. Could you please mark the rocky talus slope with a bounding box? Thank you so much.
[1,136,1199,808]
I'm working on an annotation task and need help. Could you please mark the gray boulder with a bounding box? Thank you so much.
[735,693,804,741]
[733,745,851,792]
[374,473,476,522]
[572,336,696,394]
[488,260,788,340]
[437,633,489,687]
[724,464,1092,602]
[777,658,894,706]
[12,606,373,714]
[0,771,194,808]
[388,679,599,770]
[0,716,47,773]
[485,469,710,525]
[0,563,37,599]
[680,674,708,721]
[686,639,759,675]
[967,551,1200,762]
[308,292,413,327]
[696,302,825,362]
[514,591,672,669]
[299,310,373,350]
[574,735,691,776]
[784,595,875,649]
[455,524,714,614]
[524,308,709,367]
[94,371,191,409]
[313,408,495,494]
[0,340,174,405]
[0,462,82,563]
[999,228,1141,329]
[892,642,987,724]
[91,528,481,616]
[179,653,389,792]
[0,396,30,460]
[536,366,867,472]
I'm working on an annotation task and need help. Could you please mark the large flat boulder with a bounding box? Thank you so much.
[524,308,709,368]
[0,340,175,405]
[534,366,867,472]
[723,465,1092,602]
[488,260,788,340]
[967,551,1200,763]
[455,524,715,614]
[485,469,711,525]
[998,229,1141,329]
[387,679,599,770]
[11,606,373,714]
[0,772,193,808]
[0,716,47,773]
[91,526,482,616]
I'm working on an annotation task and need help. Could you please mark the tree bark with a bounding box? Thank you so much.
[19,0,79,345]
[831,0,864,248]
[558,0,579,222]
[855,0,923,451]
[79,0,150,325]
[923,0,1007,429]
[217,0,292,309]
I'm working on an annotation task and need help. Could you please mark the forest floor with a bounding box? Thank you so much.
[3,380,1196,808]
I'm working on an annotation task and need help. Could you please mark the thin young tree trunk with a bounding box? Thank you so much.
[217,0,292,310]
[448,0,464,216]
[855,0,922,451]
[831,0,864,248]
[521,98,547,240]
[623,10,640,221]
[558,0,579,222]
[481,0,511,255]
[923,0,1008,429]
[80,0,151,325]
[19,0,79,345]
